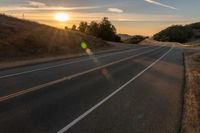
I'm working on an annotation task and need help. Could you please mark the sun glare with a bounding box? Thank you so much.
[54,13,70,22]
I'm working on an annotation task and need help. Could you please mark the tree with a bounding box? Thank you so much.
[64,26,69,30]
[71,25,77,31]
[98,17,119,41]
[69,17,121,42]
[78,22,88,32]
[86,21,99,36]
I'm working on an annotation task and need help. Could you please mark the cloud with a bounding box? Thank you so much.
[28,1,46,7]
[0,6,103,12]
[108,8,123,13]
[145,0,177,10]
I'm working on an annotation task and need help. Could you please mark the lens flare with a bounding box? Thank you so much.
[80,41,113,81]
[81,42,88,49]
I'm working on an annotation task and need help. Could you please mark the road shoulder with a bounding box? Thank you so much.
[181,51,200,133]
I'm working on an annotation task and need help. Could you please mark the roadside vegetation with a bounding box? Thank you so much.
[67,17,121,42]
[182,52,200,133]
[0,14,113,62]
[124,35,148,44]
[153,22,200,43]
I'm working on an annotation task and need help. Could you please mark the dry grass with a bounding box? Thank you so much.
[182,52,200,133]
[183,40,200,48]
[0,14,111,62]
[139,38,181,46]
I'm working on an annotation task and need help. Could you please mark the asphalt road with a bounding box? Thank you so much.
[0,44,184,133]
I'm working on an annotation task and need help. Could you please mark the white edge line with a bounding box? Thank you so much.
[57,45,174,133]
[0,45,164,102]
[0,46,155,79]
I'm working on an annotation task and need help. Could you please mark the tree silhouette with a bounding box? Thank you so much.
[69,17,121,42]
[64,26,69,30]
[97,17,120,42]
[86,21,99,36]
[71,25,77,31]
[78,22,88,32]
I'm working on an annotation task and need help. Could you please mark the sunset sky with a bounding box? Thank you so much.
[0,0,200,36]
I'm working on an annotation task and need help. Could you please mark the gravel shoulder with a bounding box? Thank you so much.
[181,51,200,133]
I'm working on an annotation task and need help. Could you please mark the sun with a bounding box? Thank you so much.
[54,13,70,22]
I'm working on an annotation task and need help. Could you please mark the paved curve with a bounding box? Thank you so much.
[0,44,184,133]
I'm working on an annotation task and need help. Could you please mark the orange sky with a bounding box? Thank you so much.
[1,0,199,36]
[6,12,193,36]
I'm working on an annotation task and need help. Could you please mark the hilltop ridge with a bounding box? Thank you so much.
[153,22,200,43]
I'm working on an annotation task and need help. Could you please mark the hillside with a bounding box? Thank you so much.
[118,34,132,41]
[124,35,148,44]
[153,22,200,43]
[0,14,111,62]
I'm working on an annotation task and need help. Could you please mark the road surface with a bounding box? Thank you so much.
[0,44,184,133]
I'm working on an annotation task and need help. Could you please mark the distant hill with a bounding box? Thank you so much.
[153,22,200,43]
[118,34,132,41]
[124,35,148,44]
[0,14,111,61]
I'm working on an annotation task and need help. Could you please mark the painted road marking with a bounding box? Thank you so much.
[0,46,164,102]
[57,45,173,133]
[0,45,155,79]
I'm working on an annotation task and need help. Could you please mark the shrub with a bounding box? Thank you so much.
[125,35,147,44]
[190,22,200,30]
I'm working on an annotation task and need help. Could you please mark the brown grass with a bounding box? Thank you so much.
[182,52,200,133]
[185,40,200,47]
[139,38,182,46]
[0,14,111,62]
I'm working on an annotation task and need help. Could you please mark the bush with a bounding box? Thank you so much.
[190,22,200,30]
[125,35,147,44]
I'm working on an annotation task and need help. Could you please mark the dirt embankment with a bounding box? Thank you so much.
[0,14,112,62]
[182,51,200,133]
